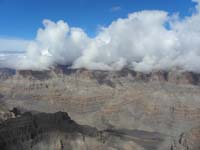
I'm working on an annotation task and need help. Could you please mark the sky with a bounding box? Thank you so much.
[0,0,196,39]
[1,0,200,72]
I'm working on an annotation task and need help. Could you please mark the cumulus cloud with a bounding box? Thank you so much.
[73,10,179,71]
[1,0,200,72]
[3,20,90,70]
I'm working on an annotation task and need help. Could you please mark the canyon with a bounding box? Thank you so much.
[0,66,200,150]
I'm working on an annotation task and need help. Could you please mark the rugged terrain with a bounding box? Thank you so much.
[0,110,167,150]
[0,66,200,149]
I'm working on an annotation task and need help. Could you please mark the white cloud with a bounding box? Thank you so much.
[9,19,90,70]
[0,38,30,68]
[73,10,179,72]
[1,0,200,72]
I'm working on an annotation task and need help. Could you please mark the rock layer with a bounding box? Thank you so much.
[0,67,200,149]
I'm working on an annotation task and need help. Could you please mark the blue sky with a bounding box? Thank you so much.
[0,0,196,39]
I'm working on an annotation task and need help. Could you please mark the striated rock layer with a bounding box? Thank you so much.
[0,66,200,149]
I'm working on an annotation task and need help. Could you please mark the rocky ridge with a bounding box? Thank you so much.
[1,67,200,85]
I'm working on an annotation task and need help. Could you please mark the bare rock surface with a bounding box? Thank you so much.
[0,102,15,123]
[171,126,200,150]
[0,111,165,150]
[0,66,200,149]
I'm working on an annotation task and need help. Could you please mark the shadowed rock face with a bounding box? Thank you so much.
[0,68,15,80]
[0,111,166,150]
[0,111,98,150]
[0,66,200,149]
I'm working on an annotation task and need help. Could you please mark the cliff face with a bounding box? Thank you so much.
[0,67,200,149]
[0,111,165,150]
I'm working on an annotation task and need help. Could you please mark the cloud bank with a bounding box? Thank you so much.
[1,0,200,72]
[0,38,30,53]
